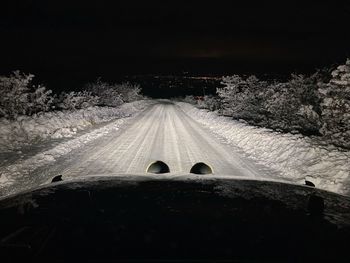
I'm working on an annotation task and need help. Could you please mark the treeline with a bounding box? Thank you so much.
[0,71,143,120]
[185,59,350,149]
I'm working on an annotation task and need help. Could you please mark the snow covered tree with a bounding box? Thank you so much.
[217,75,245,116]
[0,71,32,119]
[264,74,321,133]
[319,59,350,148]
[217,75,268,122]
[0,71,56,119]
[239,75,269,122]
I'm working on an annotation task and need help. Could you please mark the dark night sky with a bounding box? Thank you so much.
[1,0,350,90]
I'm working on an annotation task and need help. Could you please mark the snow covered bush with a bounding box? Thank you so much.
[58,91,99,110]
[182,95,196,104]
[319,59,350,148]
[198,95,221,111]
[214,62,350,148]
[85,80,143,106]
[0,71,54,119]
[114,82,143,103]
[217,73,323,134]
[85,80,123,107]
[27,85,55,115]
[0,72,144,121]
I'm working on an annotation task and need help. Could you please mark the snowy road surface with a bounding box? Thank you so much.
[2,100,349,197]
[1,100,275,196]
[50,101,263,177]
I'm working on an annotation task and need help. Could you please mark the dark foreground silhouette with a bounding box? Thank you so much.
[0,176,349,262]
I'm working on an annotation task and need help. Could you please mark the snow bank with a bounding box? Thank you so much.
[0,100,152,189]
[0,100,151,152]
[0,118,126,189]
[177,102,350,196]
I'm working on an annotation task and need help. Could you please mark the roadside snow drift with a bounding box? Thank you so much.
[177,102,350,196]
[0,100,150,152]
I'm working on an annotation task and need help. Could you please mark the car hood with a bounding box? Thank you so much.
[1,173,350,227]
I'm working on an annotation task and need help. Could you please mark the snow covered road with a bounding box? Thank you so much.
[1,100,274,197]
[2,100,350,197]
[47,100,264,178]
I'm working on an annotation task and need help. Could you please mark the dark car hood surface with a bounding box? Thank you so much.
[1,174,350,262]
